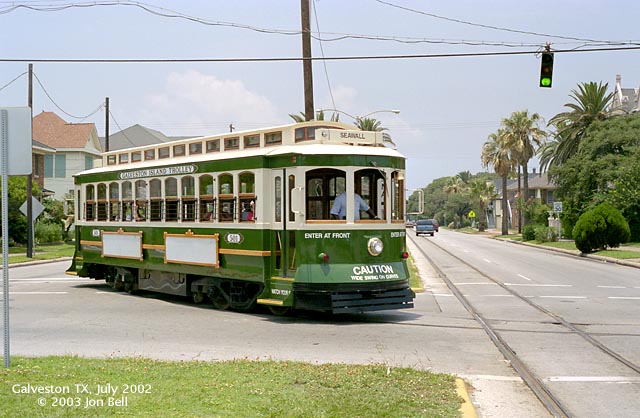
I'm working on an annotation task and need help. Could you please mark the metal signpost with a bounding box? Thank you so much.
[1,107,33,368]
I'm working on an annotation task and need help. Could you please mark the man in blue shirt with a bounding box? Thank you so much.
[330,191,378,220]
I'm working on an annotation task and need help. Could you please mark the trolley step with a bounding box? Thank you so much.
[257,298,284,306]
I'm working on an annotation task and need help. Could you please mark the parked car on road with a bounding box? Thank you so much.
[415,219,435,237]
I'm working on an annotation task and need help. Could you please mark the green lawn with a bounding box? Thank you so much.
[0,356,462,418]
[3,243,74,264]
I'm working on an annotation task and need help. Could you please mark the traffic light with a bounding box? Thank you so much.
[539,52,554,88]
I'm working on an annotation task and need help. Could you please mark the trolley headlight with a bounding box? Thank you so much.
[367,237,384,256]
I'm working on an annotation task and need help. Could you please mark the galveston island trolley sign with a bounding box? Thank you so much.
[118,164,197,180]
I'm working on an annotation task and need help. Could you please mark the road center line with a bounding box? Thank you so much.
[608,297,640,300]
[517,274,532,281]
[538,295,586,299]
[597,285,626,289]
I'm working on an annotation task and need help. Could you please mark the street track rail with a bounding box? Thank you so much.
[409,234,640,418]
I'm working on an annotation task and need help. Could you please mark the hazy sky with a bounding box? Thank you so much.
[1,0,639,189]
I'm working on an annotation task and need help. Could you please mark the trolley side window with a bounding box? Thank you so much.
[355,168,386,221]
[305,168,345,220]
[199,174,215,221]
[85,184,95,221]
[218,173,234,222]
[165,178,178,221]
[239,172,256,222]
[391,170,405,222]
[149,179,162,221]
[182,176,196,222]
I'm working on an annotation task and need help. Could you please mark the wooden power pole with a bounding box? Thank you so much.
[105,97,110,152]
[301,0,314,121]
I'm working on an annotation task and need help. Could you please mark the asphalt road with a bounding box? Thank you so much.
[2,255,552,418]
[413,229,640,418]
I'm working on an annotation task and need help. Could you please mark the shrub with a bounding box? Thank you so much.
[522,224,536,241]
[534,226,558,243]
[35,222,64,244]
[572,203,630,253]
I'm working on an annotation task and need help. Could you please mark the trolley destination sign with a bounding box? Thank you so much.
[118,164,197,180]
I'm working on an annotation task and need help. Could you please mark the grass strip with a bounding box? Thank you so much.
[0,356,461,418]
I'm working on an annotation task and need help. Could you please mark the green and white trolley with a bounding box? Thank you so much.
[67,121,414,314]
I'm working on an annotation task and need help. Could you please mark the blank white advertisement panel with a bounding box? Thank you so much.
[102,230,143,260]
[165,231,219,267]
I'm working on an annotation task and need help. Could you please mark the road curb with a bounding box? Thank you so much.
[493,238,640,269]
[1,257,73,269]
[456,378,478,418]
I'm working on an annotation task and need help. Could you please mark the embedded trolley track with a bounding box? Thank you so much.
[409,234,640,418]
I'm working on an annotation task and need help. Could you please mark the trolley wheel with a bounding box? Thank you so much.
[210,288,230,311]
[192,291,205,304]
[268,306,291,316]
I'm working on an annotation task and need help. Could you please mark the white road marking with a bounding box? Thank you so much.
[539,296,586,299]
[517,274,532,281]
[504,283,572,287]
[0,291,68,295]
[453,282,497,285]
[482,258,491,263]
[608,297,640,300]
[548,376,640,383]
[597,285,626,289]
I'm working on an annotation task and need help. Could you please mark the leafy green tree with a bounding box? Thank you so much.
[0,177,42,245]
[545,82,615,168]
[552,115,640,240]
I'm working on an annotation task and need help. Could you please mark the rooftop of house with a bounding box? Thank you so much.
[33,111,98,149]
[613,74,640,114]
[99,124,196,151]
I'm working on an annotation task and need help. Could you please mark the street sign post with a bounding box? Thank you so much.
[1,107,33,368]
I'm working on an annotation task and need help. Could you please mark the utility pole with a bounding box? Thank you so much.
[104,97,109,152]
[300,0,314,121]
[27,64,33,258]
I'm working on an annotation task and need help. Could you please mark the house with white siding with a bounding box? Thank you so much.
[32,111,102,200]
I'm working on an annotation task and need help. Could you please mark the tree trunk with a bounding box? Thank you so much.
[501,174,509,235]
[522,162,530,227]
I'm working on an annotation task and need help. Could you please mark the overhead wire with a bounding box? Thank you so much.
[0,71,27,93]
[3,45,639,64]
[312,0,336,112]
[1,1,638,48]
[32,72,104,120]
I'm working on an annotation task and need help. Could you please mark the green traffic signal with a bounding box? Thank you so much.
[539,52,554,88]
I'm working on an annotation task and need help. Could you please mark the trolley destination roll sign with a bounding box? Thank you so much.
[118,164,197,180]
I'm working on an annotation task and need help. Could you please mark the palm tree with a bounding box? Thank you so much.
[469,180,496,232]
[545,81,614,166]
[288,110,339,123]
[482,129,515,235]
[502,110,547,227]
[354,117,386,132]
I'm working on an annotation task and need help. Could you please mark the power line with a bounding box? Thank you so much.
[373,0,615,44]
[3,1,637,49]
[312,0,336,111]
[32,72,104,120]
[3,45,639,64]
[0,71,27,93]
